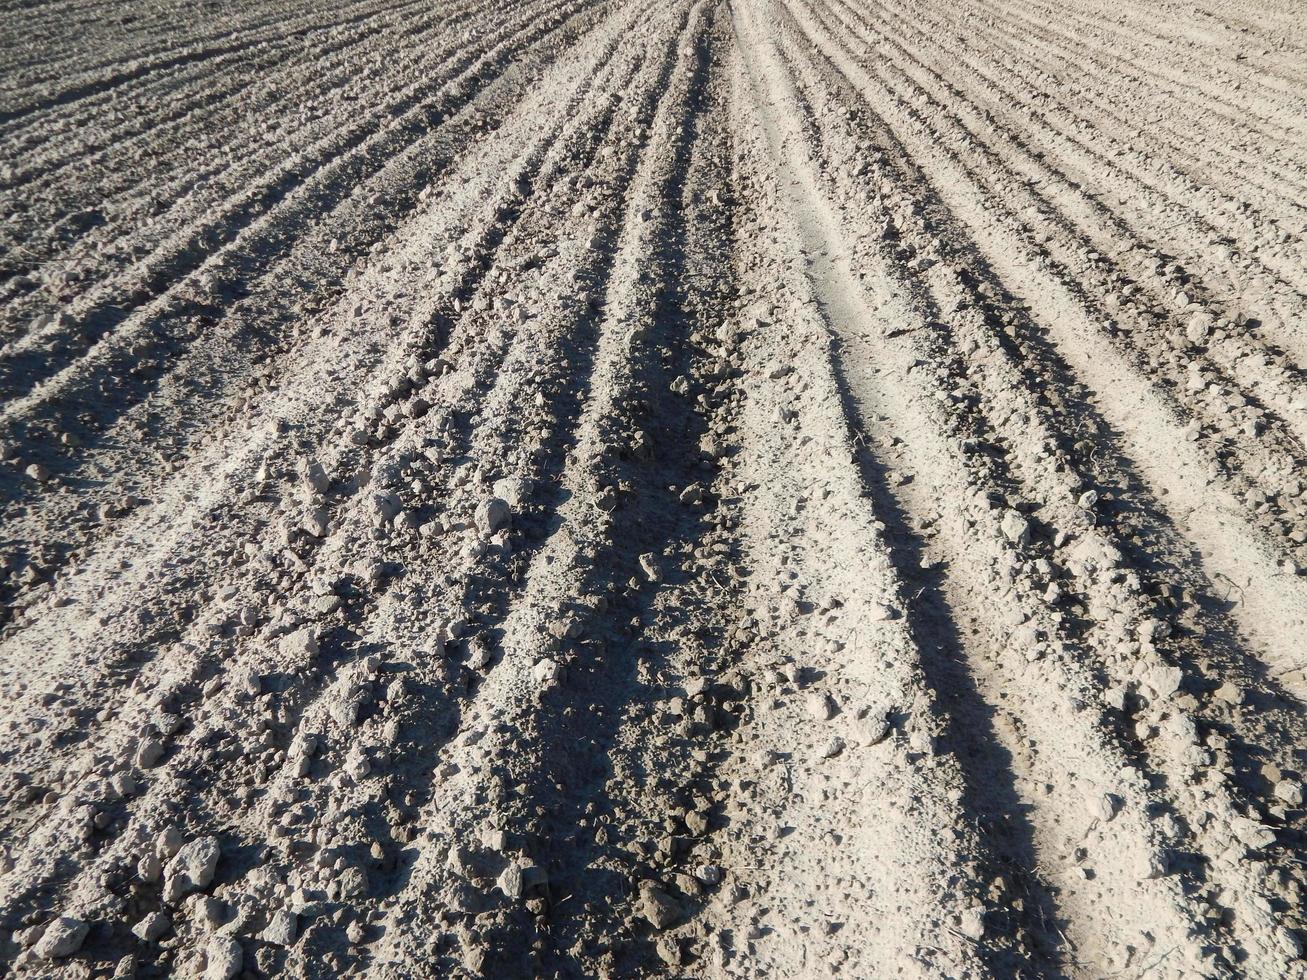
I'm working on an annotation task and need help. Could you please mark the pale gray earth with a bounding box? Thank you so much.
[2,0,1307,977]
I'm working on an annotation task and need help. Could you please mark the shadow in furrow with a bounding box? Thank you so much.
[823,333,1071,978]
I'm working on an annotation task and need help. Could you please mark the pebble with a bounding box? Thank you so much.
[205,936,242,980]
[1274,780,1303,806]
[299,459,330,494]
[163,836,221,902]
[857,710,891,745]
[336,866,369,899]
[135,736,164,769]
[1000,510,1031,548]
[279,628,319,661]
[867,602,894,622]
[531,658,564,689]
[819,737,845,759]
[492,476,532,508]
[1186,312,1214,345]
[639,553,662,583]
[807,692,837,721]
[475,497,510,535]
[262,909,297,946]
[638,883,682,930]
[694,864,724,886]
[132,911,170,942]
[33,915,89,958]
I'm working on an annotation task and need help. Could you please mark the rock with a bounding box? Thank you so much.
[694,864,724,886]
[279,628,319,661]
[369,491,402,526]
[204,936,242,980]
[1095,793,1120,822]
[1000,510,1031,548]
[33,915,89,958]
[132,911,170,942]
[1231,815,1276,850]
[158,829,186,858]
[475,497,510,535]
[1274,780,1303,806]
[491,476,531,508]
[1141,663,1183,700]
[262,909,296,946]
[639,553,662,583]
[337,866,368,899]
[303,507,329,538]
[857,709,891,745]
[1186,312,1214,345]
[819,736,845,759]
[135,737,164,769]
[497,863,526,900]
[299,459,330,494]
[638,883,682,930]
[1276,925,1302,959]
[807,692,836,721]
[138,852,162,883]
[164,836,220,901]
[867,601,895,622]
[1215,681,1243,705]
[531,658,563,689]
[959,906,986,940]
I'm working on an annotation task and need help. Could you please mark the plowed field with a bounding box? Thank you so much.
[3,0,1307,976]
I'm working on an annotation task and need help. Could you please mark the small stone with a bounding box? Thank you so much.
[857,710,891,745]
[491,476,532,508]
[1274,780,1303,806]
[279,628,319,661]
[819,736,845,759]
[1000,510,1031,548]
[164,836,220,901]
[1186,312,1214,345]
[807,692,836,721]
[135,737,164,768]
[475,497,510,535]
[1095,793,1119,822]
[299,459,330,494]
[694,864,724,886]
[1215,681,1243,705]
[959,906,986,940]
[138,852,162,883]
[262,909,296,946]
[303,508,329,538]
[33,916,89,958]
[132,911,170,942]
[867,602,895,622]
[531,658,563,689]
[1276,925,1302,959]
[497,864,526,900]
[1231,815,1276,850]
[337,866,369,899]
[638,553,662,583]
[638,884,682,930]
[204,936,242,980]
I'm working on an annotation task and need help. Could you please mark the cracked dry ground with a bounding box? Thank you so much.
[2,0,1307,977]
